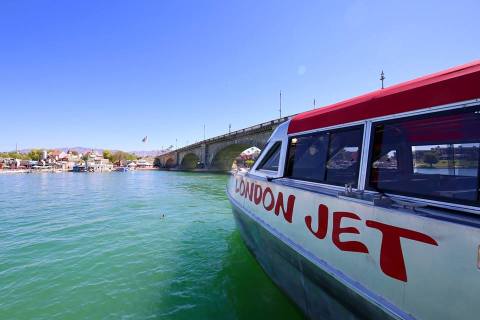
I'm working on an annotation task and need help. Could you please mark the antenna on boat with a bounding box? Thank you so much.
[313,98,316,109]
[380,70,385,89]
[279,90,282,119]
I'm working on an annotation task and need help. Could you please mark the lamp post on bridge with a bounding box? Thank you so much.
[380,70,385,89]
[279,90,282,119]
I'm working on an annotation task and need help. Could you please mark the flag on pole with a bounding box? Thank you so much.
[142,136,148,143]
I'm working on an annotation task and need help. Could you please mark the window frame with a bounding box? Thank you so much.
[284,124,365,188]
[256,141,283,174]
[277,99,479,215]
[366,103,480,209]
[284,131,329,183]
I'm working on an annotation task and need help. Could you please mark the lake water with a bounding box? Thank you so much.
[0,171,303,319]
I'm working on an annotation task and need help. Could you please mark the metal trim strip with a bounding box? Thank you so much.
[358,121,372,190]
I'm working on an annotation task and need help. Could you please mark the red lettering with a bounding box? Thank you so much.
[274,192,295,223]
[244,181,254,201]
[254,184,262,205]
[235,179,240,193]
[305,204,329,239]
[262,187,275,211]
[366,220,438,282]
[332,212,368,253]
[239,180,245,196]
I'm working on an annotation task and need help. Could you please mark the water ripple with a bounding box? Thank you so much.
[0,171,303,319]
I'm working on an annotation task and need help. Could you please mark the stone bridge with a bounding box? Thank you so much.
[156,116,290,171]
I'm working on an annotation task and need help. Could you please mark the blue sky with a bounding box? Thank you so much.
[1,0,479,152]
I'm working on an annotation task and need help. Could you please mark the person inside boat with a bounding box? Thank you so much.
[287,127,363,186]
[287,134,328,181]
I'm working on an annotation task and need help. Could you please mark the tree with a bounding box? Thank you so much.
[27,149,43,161]
[111,151,137,163]
[245,159,255,168]
[423,152,439,168]
[103,150,113,162]
[6,152,28,160]
[1,151,33,160]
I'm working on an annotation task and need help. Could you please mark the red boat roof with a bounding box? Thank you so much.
[288,60,480,134]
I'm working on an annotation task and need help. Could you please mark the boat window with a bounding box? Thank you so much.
[286,126,363,187]
[325,128,363,186]
[285,133,328,182]
[257,141,282,172]
[368,105,480,207]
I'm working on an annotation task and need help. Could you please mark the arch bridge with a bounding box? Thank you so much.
[156,117,290,171]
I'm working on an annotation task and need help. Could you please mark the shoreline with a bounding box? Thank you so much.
[0,167,161,174]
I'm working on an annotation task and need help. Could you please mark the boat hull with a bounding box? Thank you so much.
[229,194,395,320]
[227,168,480,320]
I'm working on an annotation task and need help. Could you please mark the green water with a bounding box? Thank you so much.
[0,171,303,319]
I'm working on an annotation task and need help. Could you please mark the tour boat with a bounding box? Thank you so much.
[227,61,480,319]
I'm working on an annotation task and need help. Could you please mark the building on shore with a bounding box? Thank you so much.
[135,159,153,169]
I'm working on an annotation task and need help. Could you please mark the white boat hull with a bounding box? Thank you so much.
[227,173,480,320]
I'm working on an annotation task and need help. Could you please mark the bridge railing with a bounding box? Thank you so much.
[160,115,292,155]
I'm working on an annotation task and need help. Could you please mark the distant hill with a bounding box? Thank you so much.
[15,147,113,154]
[12,147,168,157]
[130,150,166,157]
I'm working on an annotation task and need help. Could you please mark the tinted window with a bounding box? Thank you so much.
[286,133,328,181]
[286,126,363,187]
[257,142,281,172]
[368,106,480,206]
[325,128,363,186]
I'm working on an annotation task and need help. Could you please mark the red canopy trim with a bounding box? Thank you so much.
[288,60,480,134]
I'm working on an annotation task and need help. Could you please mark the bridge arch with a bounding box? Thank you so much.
[165,158,176,168]
[180,153,200,170]
[210,143,261,171]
